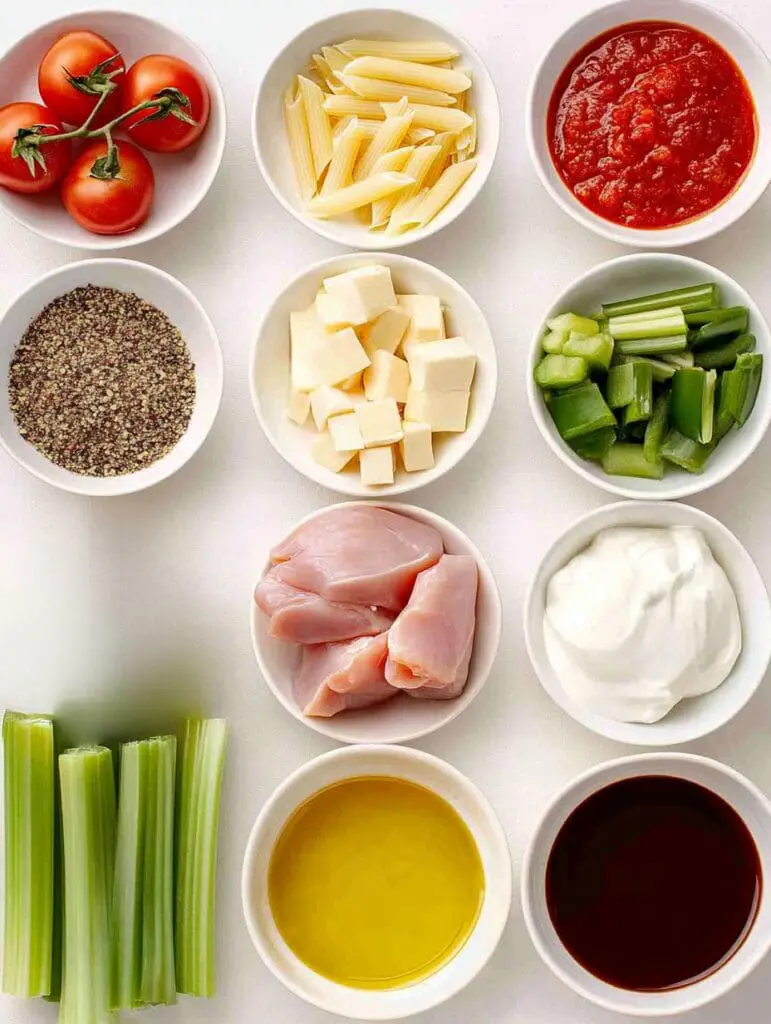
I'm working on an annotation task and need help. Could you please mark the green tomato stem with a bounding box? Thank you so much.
[29,96,173,148]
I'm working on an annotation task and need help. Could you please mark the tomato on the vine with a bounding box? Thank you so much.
[38,30,125,129]
[61,139,154,235]
[121,55,210,153]
[0,102,71,194]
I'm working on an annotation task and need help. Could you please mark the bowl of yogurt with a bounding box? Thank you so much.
[524,501,771,746]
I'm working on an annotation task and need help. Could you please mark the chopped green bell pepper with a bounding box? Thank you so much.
[549,383,617,441]
[601,442,664,480]
[671,368,717,444]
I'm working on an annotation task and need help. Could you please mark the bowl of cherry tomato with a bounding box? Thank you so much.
[0,11,226,248]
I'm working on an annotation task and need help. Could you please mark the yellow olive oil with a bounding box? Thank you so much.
[268,775,485,990]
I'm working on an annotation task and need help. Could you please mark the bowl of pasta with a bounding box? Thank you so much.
[252,9,500,250]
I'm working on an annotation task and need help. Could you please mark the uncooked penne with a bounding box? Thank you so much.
[336,73,457,107]
[403,158,478,229]
[335,120,433,144]
[402,103,473,134]
[324,95,385,120]
[354,110,414,181]
[381,97,409,118]
[369,145,416,177]
[297,76,333,179]
[372,143,440,227]
[386,188,429,234]
[306,171,414,218]
[337,39,460,64]
[321,46,351,74]
[422,132,456,188]
[344,56,471,95]
[284,85,316,202]
[321,117,367,195]
[406,127,436,144]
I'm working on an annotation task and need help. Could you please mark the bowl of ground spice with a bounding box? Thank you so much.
[0,258,222,495]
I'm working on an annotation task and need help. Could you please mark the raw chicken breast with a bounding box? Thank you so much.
[294,633,397,717]
[272,506,443,611]
[255,567,394,644]
[386,554,478,700]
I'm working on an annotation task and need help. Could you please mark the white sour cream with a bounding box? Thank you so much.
[543,526,742,723]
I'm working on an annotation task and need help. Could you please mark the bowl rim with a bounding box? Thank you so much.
[523,499,771,746]
[250,6,501,251]
[250,498,503,745]
[241,742,513,1020]
[521,750,771,1016]
[248,249,498,497]
[0,7,228,251]
[525,251,771,500]
[0,256,224,496]
[524,0,771,248]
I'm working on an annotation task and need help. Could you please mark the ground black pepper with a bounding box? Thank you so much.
[8,285,196,477]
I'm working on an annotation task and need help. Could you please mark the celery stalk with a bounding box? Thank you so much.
[175,719,227,998]
[59,746,116,1024]
[2,711,55,999]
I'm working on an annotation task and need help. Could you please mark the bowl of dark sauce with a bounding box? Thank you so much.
[522,753,771,1015]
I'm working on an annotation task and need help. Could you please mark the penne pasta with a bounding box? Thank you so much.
[334,120,433,144]
[385,188,429,234]
[422,132,456,188]
[403,158,478,230]
[336,73,457,107]
[401,103,473,134]
[284,84,316,202]
[337,39,460,64]
[344,56,471,95]
[372,143,440,227]
[354,110,414,181]
[407,127,436,144]
[332,115,354,138]
[321,46,351,74]
[369,145,416,177]
[324,95,386,120]
[321,117,367,195]
[306,171,415,218]
[297,75,334,179]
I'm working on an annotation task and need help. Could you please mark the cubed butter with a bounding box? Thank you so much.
[289,305,327,392]
[309,386,359,431]
[356,397,404,447]
[323,266,397,326]
[405,387,470,432]
[359,306,411,357]
[363,350,410,403]
[315,291,352,329]
[287,387,311,426]
[339,371,363,391]
[360,446,395,486]
[399,421,435,472]
[407,337,477,392]
[311,432,358,473]
[328,411,365,452]
[320,326,371,387]
[397,294,446,360]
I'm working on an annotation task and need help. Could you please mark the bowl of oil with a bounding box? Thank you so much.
[241,744,511,1020]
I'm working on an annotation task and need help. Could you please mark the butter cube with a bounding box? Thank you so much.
[408,337,477,392]
[311,432,357,473]
[328,411,365,452]
[290,306,327,392]
[405,388,470,432]
[315,291,352,329]
[363,350,410,403]
[287,387,311,426]
[340,371,363,391]
[356,397,404,448]
[323,266,396,326]
[397,294,446,360]
[321,327,371,387]
[360,446,394,486]
[359,306,411,357]
[310,386,359,431]
[399,421,435,472]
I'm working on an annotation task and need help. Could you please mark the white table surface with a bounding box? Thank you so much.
[2,0,771,1021]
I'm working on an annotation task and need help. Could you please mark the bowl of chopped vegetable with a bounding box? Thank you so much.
[527,253,771,500]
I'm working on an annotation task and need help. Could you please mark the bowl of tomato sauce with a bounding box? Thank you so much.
[527,0,771,247]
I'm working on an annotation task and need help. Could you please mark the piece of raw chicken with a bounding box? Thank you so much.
[271,505,443,611]
[255,567,394,644]
[386,554,478,699]
[294,633,397,717]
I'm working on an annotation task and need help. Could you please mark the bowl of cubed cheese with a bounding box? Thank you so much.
[250,252,497,495]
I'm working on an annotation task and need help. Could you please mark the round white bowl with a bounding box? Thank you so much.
[524,500,771,746]
[0,10,226,249]
[526,0,771,247]
[0,258,223,496]
[523,751,771,1015]
[251,501,501,745]
[242,743,512,1019]
[252,8,500,250]
[250,251,497,497]
[527,252,771,501]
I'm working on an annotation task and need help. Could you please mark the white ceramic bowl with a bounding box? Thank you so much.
[527,253,771,500]
[524,500,771,746]
[0,258,223,496]
[242,743,511,1019]
[252,8,500,250]
[526,0,771,247]
[0,10,226,249]
[250,251,497,497]
[523,751,771,1015]
[251,501,501,745]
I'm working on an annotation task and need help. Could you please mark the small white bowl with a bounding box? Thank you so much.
[523,751,771,1015]
[251,501,501,745]
[527,252,771,501]
[524,500,771,746]
[526,0,771,247]
[0,10,226,249]
[0,258,223,496]
[250,251,497,497]
[252,8,500,250]
[242,743,512,1020]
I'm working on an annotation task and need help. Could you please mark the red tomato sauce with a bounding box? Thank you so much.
[547,22,757,229]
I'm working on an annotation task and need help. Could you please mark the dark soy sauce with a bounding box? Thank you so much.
[546,775,762,991]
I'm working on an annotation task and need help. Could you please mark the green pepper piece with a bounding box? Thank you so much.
[549,382,617,441]
[689,308,749,350]
[563,331,614,370]
[694,333,755,370]
[660,429,715,474]
[534,354,588,390]
[601,442,664,480]
[732,353,763,425]
[671,368,717,444]
[606,362,635,408]
[623,360,653,425]
[644,393,671,464]
[569,426,617,460]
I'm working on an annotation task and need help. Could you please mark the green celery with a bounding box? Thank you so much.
[141,738,177,1006]
[689,308,749,349]
[601,443,664,480]
[733,353,763,426]
[569,426,617,460]
[546,312,599,336]
[614,334,687,356]
[112,742,148,1010]
[685,305,748,327]
[601,283,718,318]
[562,330,614,370]
[644,393,671,464]
[541,328,568,354]
[694,333,755,370]
[609,310,686,341]
[671,368,717,444]
[534,354,588,390]
[660,429,715,474]
[615,354,675,382]
[623,360,653,425]
[606,362,635,408]
[662,351,695,368]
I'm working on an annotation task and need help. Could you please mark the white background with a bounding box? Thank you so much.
[2,1,771,1022]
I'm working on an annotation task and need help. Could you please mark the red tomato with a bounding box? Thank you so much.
[121,54,210,153]
[61,139,154,235]
[0,102,71,194]
[38,30,125,129]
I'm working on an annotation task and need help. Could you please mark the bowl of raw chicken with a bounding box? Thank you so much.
[250,501,502,744]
